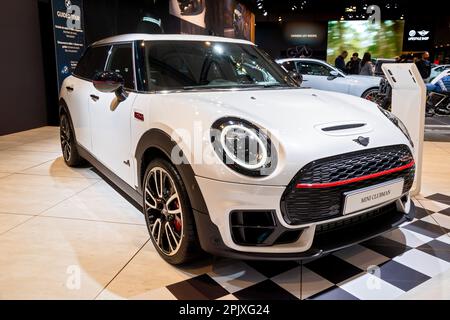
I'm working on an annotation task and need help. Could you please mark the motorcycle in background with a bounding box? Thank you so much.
[377,70,450,117]
[426,70,450,117]
[376,78,392,111]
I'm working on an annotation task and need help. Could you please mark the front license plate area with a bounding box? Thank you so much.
[343,179,404,215]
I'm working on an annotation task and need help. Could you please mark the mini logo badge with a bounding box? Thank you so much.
[418,30,429,36]
[353,136,370,147]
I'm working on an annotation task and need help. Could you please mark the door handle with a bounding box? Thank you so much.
[66,86,74,92]
[90,94,99,102]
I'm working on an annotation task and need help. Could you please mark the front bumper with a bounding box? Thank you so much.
[194,176,415,260]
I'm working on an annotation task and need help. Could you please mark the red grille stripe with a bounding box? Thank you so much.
[296,160,415,189]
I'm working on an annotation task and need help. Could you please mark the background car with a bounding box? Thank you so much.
[426,64,450,82]
[277,58,382,102]
[374,58,396,76]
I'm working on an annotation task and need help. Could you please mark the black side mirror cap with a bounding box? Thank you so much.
[93,71,127,102]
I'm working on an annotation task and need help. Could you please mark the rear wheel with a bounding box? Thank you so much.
[143,158,201,265]
[60,113,83,167]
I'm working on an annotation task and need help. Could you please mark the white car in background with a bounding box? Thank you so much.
[277,58,382,101]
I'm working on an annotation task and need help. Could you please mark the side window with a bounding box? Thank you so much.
[281,61,297,72]
[74,46,110,79]
[106,44,135,90]
[297,62,332,76]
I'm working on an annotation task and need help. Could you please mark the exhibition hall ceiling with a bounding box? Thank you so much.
[247,0,450,20]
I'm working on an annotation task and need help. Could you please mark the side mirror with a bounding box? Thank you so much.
[288,71,303,86]
[328,70,339,80]
[93,71,128,102]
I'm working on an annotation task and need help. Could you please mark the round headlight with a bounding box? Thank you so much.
[211,118,277,177]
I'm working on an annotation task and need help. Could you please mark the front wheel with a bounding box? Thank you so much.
[361,88,382,104]
[143,159,201,265]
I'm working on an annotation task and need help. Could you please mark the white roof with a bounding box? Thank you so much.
[92,33,254,46]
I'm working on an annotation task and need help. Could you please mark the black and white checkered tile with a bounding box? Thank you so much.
[166,194,450,300]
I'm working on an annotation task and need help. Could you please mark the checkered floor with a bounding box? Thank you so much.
[166,194,450,300]
[1,127,449,299]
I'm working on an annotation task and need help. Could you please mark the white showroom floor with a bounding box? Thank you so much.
[0,126,449,300]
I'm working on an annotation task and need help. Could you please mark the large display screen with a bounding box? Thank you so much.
[327,20,404,64]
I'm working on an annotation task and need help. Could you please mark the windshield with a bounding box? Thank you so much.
[142,40,298,91]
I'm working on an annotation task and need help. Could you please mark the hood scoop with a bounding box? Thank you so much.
[321,123,366,132]
[315,121,373,137]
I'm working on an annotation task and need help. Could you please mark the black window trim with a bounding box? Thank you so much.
[296,60,333,77]
[137,40,299,95]
[72,41,138,92]
[72,44,111,82]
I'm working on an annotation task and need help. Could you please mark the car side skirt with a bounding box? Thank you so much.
[77,144,143,207]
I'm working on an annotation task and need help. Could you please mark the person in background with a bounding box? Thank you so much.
[335,51,348,72]
[359,52,375,76]
[416,52,432,79]
[346,52,361,74]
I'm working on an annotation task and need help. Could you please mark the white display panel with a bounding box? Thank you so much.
[382,63,426,195]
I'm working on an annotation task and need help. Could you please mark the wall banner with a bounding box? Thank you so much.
[51,0,85,92]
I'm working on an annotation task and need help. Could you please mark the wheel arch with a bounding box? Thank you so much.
[59,98,69,117]
[361,86,379,98]
[58,98,78,143]
[135,129,209,214]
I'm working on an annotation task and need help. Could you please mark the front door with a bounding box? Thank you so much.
[89,43,137,186]
[297,61,350,94]
[68,45,111,151]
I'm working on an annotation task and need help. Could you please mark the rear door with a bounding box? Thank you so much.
[68,46,110,151]
[296,61,350,94]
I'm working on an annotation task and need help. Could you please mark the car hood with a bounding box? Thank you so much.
[169,88,391,133]
[148,88,411,185]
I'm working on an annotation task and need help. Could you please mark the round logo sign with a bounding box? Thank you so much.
[409,30,416,37]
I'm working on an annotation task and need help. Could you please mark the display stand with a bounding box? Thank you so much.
[382,63,426,196]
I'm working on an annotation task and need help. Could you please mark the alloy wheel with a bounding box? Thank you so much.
[365,92,376,101]
[60,115,72,162]
[144,167,184,256]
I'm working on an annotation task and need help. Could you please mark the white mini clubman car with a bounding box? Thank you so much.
[59,34,416,265]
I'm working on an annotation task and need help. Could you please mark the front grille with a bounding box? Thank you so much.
[281,145,415,225]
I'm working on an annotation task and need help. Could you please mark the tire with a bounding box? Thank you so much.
[361,88,381,105]
[60,112,83,167]
[143,158,201,265]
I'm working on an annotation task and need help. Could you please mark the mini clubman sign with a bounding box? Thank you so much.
[51,0,85,92]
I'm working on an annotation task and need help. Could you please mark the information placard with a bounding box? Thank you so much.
[51,0,85,92]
